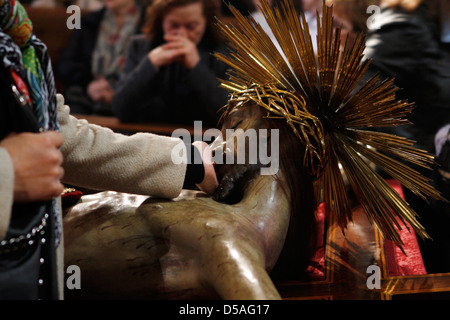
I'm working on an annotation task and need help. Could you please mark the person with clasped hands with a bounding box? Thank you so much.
[112,0,229,127]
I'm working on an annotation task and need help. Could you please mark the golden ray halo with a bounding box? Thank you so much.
[214,0,446,249]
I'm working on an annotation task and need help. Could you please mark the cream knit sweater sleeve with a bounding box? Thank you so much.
[58,94,187,199]
[0,147,14,240]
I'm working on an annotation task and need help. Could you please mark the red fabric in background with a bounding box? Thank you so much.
[384,179,427,276]
[306,179,426,280]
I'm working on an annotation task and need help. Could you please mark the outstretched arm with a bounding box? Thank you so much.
[59,94,218,197]
[58,94,186,198]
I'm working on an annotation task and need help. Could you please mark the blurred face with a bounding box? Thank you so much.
[162,2,207,44]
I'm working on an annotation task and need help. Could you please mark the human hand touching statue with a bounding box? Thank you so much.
[148,33,201,70]
[0,131,65,202]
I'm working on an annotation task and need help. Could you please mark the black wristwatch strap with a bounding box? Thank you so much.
[183,144,205,190]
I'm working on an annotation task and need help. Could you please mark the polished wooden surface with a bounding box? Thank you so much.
[73,114,203,136]
[277,206,450,300]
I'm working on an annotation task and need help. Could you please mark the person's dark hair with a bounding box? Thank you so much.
[142,0,221,48]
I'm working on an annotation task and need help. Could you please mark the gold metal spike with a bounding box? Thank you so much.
[214,0,445,249]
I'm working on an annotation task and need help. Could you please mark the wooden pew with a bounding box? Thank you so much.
[73,113,207,136]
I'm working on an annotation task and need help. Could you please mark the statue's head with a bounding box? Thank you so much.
[210,98,318,280]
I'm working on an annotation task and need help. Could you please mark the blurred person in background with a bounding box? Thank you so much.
[112,0,229,127]
[57,0,145,115]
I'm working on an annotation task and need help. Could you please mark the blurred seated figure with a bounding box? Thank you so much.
[327,0,378,48]
[57,0,145,115]
[63,1,445,300]
[63,101,315,300]
[331,0,450,154]
[112,0,229,127]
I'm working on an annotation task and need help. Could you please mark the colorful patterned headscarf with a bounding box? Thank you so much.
[0,0,61,245]
[0,0,59,131]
